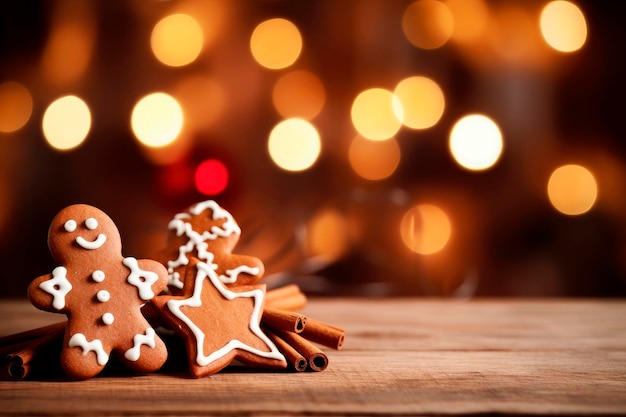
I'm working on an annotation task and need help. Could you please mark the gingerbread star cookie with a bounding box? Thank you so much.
[156,200,264,291]
[151,257,286,378]
[28,204,169,380]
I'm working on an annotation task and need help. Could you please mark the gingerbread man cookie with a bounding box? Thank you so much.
[151,257,286,378]
[28,204,169,380]
[156,200,264,291]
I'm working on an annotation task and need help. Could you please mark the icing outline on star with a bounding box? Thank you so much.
[166,261,285,367]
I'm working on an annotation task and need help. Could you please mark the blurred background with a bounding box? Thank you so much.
[1,0,625,298]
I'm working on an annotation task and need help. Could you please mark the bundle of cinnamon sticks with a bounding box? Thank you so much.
[0,283,344,380]
[263,284,344,372]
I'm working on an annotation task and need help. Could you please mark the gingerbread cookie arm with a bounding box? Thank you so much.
[123,257,169,300]
[218,254,265,286]
[28,268,72,313]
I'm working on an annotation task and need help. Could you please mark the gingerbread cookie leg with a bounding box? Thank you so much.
[61,330,110,380]
[117,326,169,374]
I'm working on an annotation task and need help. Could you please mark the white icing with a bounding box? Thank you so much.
[68,333,109,366]
[64,220,77,232]
[76,233,107,250]
[124,328,157,362]
[123,257,159,300]
[96,290,110,303]
[170,213,191,236]
[102,312,114,325]
[39,266,73,310]
[168,271,184,290]
[166,200,243,287]
[219,265,260,284]
[166,261,285,367]
[166,241,215,289]
[85,217,98,230]
[92,270,105,282]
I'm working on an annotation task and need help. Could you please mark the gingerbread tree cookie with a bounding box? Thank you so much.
[151,257,286,377]
[27,204,169,380]
[156,200,264,291]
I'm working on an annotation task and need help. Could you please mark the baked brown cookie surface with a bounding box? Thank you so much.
[156,200,265,291]
[151,257,286,378]
[27,204,169,380]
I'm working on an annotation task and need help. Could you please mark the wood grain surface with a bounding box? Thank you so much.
[0,298,625,416]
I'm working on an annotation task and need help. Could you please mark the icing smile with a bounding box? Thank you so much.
[64,217,107,250]
[76,234,107,250]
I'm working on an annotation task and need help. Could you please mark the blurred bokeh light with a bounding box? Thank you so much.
[351,88,403,141]
[250,18,302,70]
[41,0,95,85]
[449,114,503,171]
[305,207,350,265]
[446,0,489,45]
[0,81,32,133]
[349,135,401,181]
[0,0,624,298]
[400,204,452,255]
[268,118,321,171]
[402,0,453,50]
[195,158,229,196]
[272,70,325,120]
[151,13,204,67]
[131,92,184,148]
[547,164,597,215]
[42,95,91,151]
[394,76,445,130]
[540,1,587,53]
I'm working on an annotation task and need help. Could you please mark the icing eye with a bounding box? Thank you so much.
[64,220,77,232]
[85,218,98,230]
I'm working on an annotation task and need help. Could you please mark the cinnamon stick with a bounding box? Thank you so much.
[299,318,345,350]
[0,321,65,349]
[262,307,307,334]
[0,339,34,365]
[266,284,302,302]
[265,284,307,311]
[4,324,65,380]
[264,327,307,372]
[6,360,30,380]
[269,327,328,372]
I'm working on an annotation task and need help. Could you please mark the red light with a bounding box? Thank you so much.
[194,159,229,195]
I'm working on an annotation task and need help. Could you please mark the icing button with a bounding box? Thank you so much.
[96,290,110,303]
[92,270,105,282]
[102,312,114,325]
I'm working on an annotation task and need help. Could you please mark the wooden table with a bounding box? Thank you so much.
[1,298,625,416]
